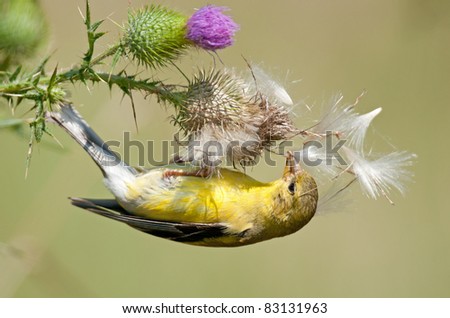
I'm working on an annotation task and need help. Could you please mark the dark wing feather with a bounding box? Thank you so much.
[70,197,230,242]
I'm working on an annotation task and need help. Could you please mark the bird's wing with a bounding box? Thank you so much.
[70,197,230,242]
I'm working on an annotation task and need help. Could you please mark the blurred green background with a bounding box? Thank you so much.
[1,0,449,297]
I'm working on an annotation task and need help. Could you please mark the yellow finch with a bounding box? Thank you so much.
[47,104,318,247]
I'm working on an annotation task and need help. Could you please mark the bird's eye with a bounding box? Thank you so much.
[288,181,296,194]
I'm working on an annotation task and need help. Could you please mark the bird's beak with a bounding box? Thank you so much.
[283,151,302,178]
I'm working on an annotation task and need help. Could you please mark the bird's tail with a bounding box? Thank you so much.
[46,104,136,177]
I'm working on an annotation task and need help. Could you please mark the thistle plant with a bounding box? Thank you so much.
[0,1,238,172]
[0,1,415,204]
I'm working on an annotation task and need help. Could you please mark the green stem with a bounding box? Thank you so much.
[92,72,186,106]
[89,44,120,67]
[0,82,33,96]
[1,40,186,108]
[0,69,185,107]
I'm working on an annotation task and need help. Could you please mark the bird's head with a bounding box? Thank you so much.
[271,151,319,230]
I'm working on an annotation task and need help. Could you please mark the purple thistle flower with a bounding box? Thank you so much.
[186,5,239,50]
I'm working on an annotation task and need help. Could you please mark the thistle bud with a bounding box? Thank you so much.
[0,0,48,60]
[121,5,188,68]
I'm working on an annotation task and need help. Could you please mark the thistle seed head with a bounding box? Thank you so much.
[174,68,298,170]
[176,69,248,133]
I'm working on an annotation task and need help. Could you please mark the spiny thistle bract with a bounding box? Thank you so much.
[174,69,298,169]
[176,70,247,132]
[121,5,188,68]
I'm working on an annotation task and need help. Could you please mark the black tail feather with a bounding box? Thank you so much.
[69,197,229,242]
